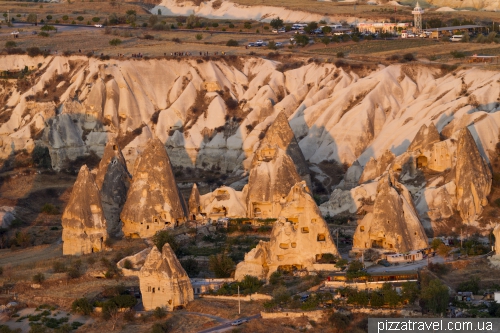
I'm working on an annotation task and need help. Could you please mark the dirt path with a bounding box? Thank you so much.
[0,242,62,268]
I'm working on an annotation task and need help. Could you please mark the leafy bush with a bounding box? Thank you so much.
[52,261,66,273]
[195,33,203,40]
[153,307,167,319]
[41,204,59,215]
[152,230,179,253]
[32,273,45,284]
[402,53,415,62]
[123,260,133,269]
[450,50,466,58]
[92,17,100,22]
[109,38,122,46]
[5,41,17,49]
[208,253,235,278]
[32,145,51,168]
[226,39,238,46]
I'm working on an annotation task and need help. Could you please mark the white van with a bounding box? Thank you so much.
[450,35,462,42]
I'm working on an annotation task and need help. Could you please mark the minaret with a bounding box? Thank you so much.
[412,1,424,34]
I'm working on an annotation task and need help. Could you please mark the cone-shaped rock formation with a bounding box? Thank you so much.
[455,128,492,223]
[139,243,194,311]
[353,175,428,253]
[121,138,187,238]
[246,143,303,218]
[408,123,440,152]
[96,138,131,237]
[260,112,310,183]
[359,150,395,184]
[188,183,201,220]
[235,182,339,280]
[62,165,108,255]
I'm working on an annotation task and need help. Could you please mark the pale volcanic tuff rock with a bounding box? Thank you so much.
[246,143,303,218]
[407,123,441,153]
[259,111,311,186]
[455,128,492,223]
[353,175,428,253]
[121,138,187,238]
[200,185,247,219]
[235,182,339,280]
[188,183,201,220]
[62,165,108,256]
[96,138,131,238]
[139,243,194,311]
[358,150,395,184]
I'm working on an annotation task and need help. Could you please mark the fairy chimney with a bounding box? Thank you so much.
[62,165,108,255]
[139,243,194,311]
[121,138,187,238]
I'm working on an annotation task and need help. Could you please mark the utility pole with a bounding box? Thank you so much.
[238,285,241,315]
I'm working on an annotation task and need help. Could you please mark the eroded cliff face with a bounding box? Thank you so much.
[2,56,499,234]
[455,128,492,223]
[96,137,130,238]
[2,57,499,182]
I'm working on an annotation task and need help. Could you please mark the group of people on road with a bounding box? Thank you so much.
[167,51,227,57]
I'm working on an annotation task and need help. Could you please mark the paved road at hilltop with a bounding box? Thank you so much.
[197,313,261,333]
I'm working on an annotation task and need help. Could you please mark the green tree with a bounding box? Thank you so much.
[335,258,348,268]
[401,281,419,303]
[304,21,318,34]
[226,39,238,46]
[322,25,332,34]
[383,288,400,308]
[370,292,384,307]
[208,253,235,278]
[71,298,93,315]
[431,238,442,250]
[152,230,179,253]
[293,34,309,46]
[240,275,262,293]
[321,36,331,47]
[244,22,251,29]
[46,15,52,21]
[77,16,84,21]
[92,17,100,22]
[110,295,137,309]
[180,258,200,277]
[346,260,368,279]
[148,15,158,27]
[457,276,479,294]
[270,17,283,29]
[62,15,69,21]
[195,33,203,40]
[27,13,38,24]
[186,14,199,28]
[437,243,451,258]
[420,279,449,314]
[272,285,291,305]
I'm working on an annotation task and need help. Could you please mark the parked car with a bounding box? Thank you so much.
[247,42,255,47]
[272,29,278,33]
[94,24,103,28]
[275,42,283,47]
[278,28,286,33]
[231,319,248,326]
[378,259,391,267]
[449,35,463,42]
